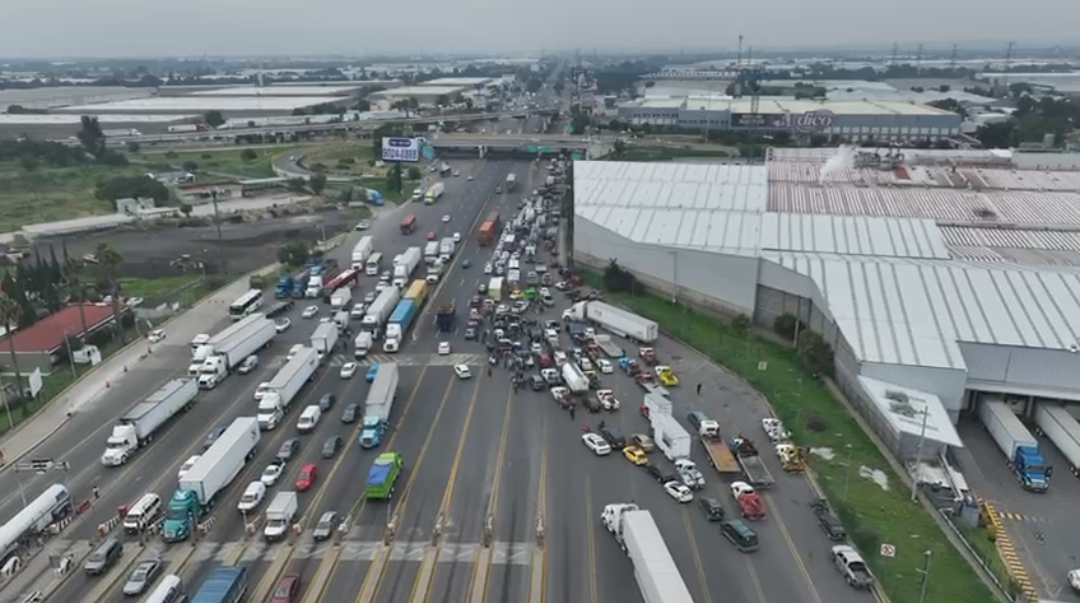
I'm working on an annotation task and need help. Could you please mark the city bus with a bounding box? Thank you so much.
[228,289,264,320]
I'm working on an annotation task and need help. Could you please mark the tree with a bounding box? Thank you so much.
[309,173,327,195]
[408,97,420,111]
[390,163,403,192]
[240,148,258,161]
[96,175,169,203]
[126,141,141,153]
[179,203,193,217]
[19,157,39,171]
[95,242,126,345]
[62,257,91,338]
[204,110,225,129]
[0,295,23,398]
[613,140,627,156]
[277,242,310,267]
[407,166,421,180]
[77,115,105,157]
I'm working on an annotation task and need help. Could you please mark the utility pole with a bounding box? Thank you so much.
[1005,41,1016,73]
[915,43,924,73]
[737,34,744,68]
[890,42,899,66]
[949,43,959,70]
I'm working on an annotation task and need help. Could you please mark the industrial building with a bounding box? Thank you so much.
[0,86,153,111]
[572,148,1080,457]
[368,85,471,110]
[0,113,197,140]
[187,85,368,97]
[54,96,346,117]
[617,97,962,143]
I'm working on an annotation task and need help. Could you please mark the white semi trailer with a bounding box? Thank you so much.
[600,503,694,603]
[101,378,198,466]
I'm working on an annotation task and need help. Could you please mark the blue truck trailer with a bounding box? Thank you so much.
[190,565,247,603]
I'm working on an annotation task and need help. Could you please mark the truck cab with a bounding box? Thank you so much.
[256,395,285,430]
[360,416,387,449]
[197,357,227,389]
[354,332,372,357]
[162,489,200,541]
[101,426,138,466]
[383,338,400,353]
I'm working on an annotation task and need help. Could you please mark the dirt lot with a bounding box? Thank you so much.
[47,209,359,277]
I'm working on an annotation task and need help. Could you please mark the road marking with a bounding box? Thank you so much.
[470,382,515,603]
[584,480,598,603]
[680,507,713,603]
[354,370,461,603]
[744,555,768,603]
[765,492,824,603]
[529,419,548,603]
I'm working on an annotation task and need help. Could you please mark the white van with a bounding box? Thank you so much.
[237,481,267,513]
[144,574,183,603]
[297,405,321,433]
[123,493,163,534]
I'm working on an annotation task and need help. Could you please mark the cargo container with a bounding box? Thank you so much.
[478,212,500,246]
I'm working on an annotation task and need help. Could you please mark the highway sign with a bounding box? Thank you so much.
[571,153,581,161]
[421,142,435,162]
[381,136,420,162]
[527,145,537,153]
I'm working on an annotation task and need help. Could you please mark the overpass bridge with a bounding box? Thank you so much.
[428,134,596,153]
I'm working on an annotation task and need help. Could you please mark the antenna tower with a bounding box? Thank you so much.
[747,46,759,116]
[949,44,958,70]
[915,44,923,73]
[737,34,744,68]
[1005,41,1015,72]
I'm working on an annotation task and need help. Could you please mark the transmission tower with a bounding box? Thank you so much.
[737,34,744,68]
[1005,41,1015,72]
[949,44,958,70]
[915,44,924,73]
[890,43,898,65]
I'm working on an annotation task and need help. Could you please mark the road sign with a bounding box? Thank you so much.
[421,142,435,162]
[541,146,550,152]
[570,153,581,161]
[527,145,537,153]
[381,136,420,162]
[880,543,896,558]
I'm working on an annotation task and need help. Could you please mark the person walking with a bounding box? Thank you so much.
[570,406,576,420]
[696,383,702,395]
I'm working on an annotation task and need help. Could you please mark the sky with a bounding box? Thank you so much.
[3,0,1080,58]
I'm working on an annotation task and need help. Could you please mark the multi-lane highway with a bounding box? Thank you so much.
[1,153,876,603]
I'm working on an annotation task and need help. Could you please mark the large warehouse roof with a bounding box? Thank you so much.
[370,85,466,98]
[190,85,364,97]
[0,114,196,124]
[56,97,337,112]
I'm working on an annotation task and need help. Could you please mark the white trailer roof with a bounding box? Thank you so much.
[625,510,695,603]
[185,417,258,483]
[270,348,318,388]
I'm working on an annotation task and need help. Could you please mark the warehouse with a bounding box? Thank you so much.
[573,150,1080,455]
[618,97,962,143]
[0,113,198,140]
[53,96,347,118]
[367,85,470,110]
[0,86,153,111]
[188,85,368,97]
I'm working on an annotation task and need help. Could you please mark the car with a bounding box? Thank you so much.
[454,364,472,379]
[623,446,648,466]
[495,186,502,193]
[438,341,451,355]
[663,480,694,503]
[318,393,337,412]
[355,220,370,231]
[630,433,655,452]
[582,433,611,455]
[699,496,725,521]
[464,327,477,340]
[478,283,488,294]
[313,511,339,542]
[442,214,451,223]
[596,359,613,374]
[237,355,259,375]
[462,259,471,269]
[340,362,358,379]
[453,232,461,242]
[177,455,200,480]
[484,263,493,274]
[364,292,377,304]
[296,463,318,491]
[645,462,676,484]
[452,170,460,177]
[350,303,366,318]
[269,574,301,603]
[467,175,473,181]
[832,545,874,588]
[261,461,285,487]
[721,519,760,552]
[276,438,300,462]
[121,559,162,596]
[275,318,292,332]
[147,329,166,343]
[203,424,228,450]
[655,365,680,386]
[811,499,847,541]
[365,363,380,382]
[342,403,360,423]
[302,306,319,319]
[1069,569,1080,593]
[427,230,437,241]
[322,436,343,458]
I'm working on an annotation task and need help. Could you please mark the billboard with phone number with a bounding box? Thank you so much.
[381,136,420,162]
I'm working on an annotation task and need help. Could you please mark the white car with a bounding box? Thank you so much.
[147,329,166,343]
[350,303,366,318]
[454,364,472,379]
[467,175,474,181]
[538,287,551,298]
[302,306,318,318]
[582,433,611,456]
[375,281,388,292]
[553,350,568,364]
[597,359,613,374]
[442,214,451,223]
[597,389,621,410]
[177,455,200,481]
[762,418,790,442]
[664,480,694,503]
[1068,569,1080,593]
[340,362,358,379]
[452,170,460,177]
[260,462,284,487]
[484,263,493,274]
[453,232,461,243]
[275,318,291,333]
[438,341,451,355]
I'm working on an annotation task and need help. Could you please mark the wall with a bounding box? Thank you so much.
[0,351,52,376]
[961,342,1080,402]
[573,219,759,314]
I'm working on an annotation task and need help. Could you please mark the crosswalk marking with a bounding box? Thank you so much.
[328,353,483,368]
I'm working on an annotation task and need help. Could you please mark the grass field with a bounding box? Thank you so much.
[120,275,203,300]
[581,271,996,603]
[0,161,146,232]
[136,147,288,178]
[302,145,383,176]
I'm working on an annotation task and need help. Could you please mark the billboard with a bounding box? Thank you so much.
[793,109,835,132]
[731,113,791,129]
[381,136,420,162]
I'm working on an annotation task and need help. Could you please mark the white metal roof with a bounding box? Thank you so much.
[191,86,363,97]
[759,214,950,259]
[578,205,761,254]
[421,77,493,87]
[57,97,336,112]
[765,253,1080,369]
[857,376,963,447]
[0,114,196,124]
[767,147,1012,163]
[370,85,467,97]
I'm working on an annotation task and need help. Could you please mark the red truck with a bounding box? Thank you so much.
[477,211,500,246]
[400,214,416,234]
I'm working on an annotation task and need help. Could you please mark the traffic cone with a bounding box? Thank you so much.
[123,365,128,373]
[105,380,110,388]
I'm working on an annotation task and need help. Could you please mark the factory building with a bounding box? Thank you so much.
[617,97,962,143]
[53,96,349,118]
[572,149,1080,458]
[367,85,471,110]
[0,114,198,140]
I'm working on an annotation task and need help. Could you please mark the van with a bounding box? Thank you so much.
[84,537,123,575]
[144,574,183,603]
[297,405,321,434]
[122,493,163,534]
[721,519,759,552]
[238,481,267,513]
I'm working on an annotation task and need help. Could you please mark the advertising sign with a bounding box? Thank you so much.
[381,137,420,162]
[731,113,791,129]
[794,109,835,132]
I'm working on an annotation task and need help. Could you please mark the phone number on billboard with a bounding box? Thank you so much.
[382,147,418,161]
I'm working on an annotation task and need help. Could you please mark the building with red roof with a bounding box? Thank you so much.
[0,304,119,374]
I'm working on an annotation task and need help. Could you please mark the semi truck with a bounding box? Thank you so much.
[1035,404,1080,475]
[393,247,422,288]
[353,332,373,358]
[506,173,516,192]
[699,419,741,475]
[310,322,340,360]
[189,565,247,603]
[274,275,293,298]
[362,286,401,337]
[979,397,1050,492]
[564,301,659,343]
[263,492,298,541]
[600,504,694,603]
[561,362,589,394]
[350,236,374,270]
[593,334,625,358]
[101,378,198,466]
[257,347,318,430]
[651,412,691,462]
[360,363,400,448]
[291,272,309,298]
[436,303,455,331]
[384,299,418,353]
[196,315,276,389]
[330,287,353,310]
[729,436,775,488]
[424,241,440,264]
[164,417,260,542]
[425,182,445,204]
[167,124,208,134]
[438,237,455,259]
[365,452,403,500]
[478,212,499,246]
[189,313,268,374]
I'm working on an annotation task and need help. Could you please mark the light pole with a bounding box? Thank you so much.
[910,400,930,502]
[13,459,71,508]
[61,329,78,381]
[842,443,855,501]
[917,549,932,603]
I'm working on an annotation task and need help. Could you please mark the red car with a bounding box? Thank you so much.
[427,230,437,240]
[295,463,318,491]
[270,574,301,603]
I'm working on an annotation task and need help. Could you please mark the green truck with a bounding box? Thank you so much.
[365,452,403,500]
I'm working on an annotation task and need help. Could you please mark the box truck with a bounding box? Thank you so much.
[101,378,198,466]
[263,492,298,541]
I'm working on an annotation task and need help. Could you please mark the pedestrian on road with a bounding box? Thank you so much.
[570,406,576,420]
[92,486,100,500]
[696,383,702,395]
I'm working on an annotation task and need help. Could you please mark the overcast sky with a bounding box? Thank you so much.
[3,0,1079,58]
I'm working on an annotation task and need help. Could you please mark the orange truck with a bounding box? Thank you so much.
[477,211,500,246]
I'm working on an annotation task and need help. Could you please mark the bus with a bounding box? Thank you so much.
[365,252,383,276]
[400,214,417,235]
[321,268,360,299]
[228,289,264,320]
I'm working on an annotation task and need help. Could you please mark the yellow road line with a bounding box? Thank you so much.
[766,492,824,603]
[744,556,768,603]
[528,420,548,603]
[469,384,515,602]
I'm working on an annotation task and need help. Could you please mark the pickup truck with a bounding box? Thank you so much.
[832,545,874,589]
[730,481,765,520]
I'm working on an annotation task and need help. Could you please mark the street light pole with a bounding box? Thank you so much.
[910,401,930,502]
[842,443,855,501]
[917,549,933,603]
